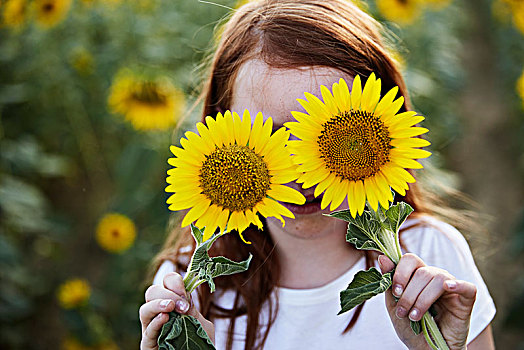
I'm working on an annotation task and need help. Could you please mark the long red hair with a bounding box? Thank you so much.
[152,1,433,349]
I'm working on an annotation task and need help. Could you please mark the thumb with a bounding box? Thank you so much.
[378,254,395,274]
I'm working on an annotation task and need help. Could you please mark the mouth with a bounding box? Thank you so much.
[281,192,323,215]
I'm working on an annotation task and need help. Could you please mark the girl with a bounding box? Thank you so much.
[139,1,496,349]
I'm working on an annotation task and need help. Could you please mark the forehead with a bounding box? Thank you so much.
[231,59,354,125]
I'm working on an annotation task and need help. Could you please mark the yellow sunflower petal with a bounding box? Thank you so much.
[333,78,351,111]
[329,180,348,211]
[380,96,405,124]
[248,111,264,149]
[391,147,431,160]
[181,198,212,227]
[390,126,429,138]
[321,84,338,115]
[391,137,430,148]
[239,109,252,146]
[364,177,379,211]
[313,173,337,198]
[375,86,399,116]
[354,180,366,215]
[350,75,362,109]
[267,185,306,204]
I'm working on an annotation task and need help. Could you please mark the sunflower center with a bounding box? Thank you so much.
[43,2,54,12]
[199,144,270,212]
[318,110,391,181]
[131,82,166,105]
[111,229,120,238]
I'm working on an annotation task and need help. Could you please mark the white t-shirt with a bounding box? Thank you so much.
[153,216,496,349]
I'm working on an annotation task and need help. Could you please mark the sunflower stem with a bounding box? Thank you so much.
[423,311,450,350]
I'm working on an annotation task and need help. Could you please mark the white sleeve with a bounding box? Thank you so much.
[401,216,496,343]
[153,260,176,285]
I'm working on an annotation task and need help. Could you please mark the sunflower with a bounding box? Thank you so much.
[2,0,29,29]
[166,110,305,242]
[285,73,431,217]
[376,0,421,25]
[57,278,91,309]
[95,213,136,253]
[70,47,95,76]
[34,0,72,28]
[108,70,185,131]
[512,2,524,34]
[420,0,451,9]
[517,68,524,108]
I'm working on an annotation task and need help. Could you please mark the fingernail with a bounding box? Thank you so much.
[445,280,457,290]
[409,308,420,321]
[393,284,403,297]
[160,299,172,309]
[175,299,190,313]
[377,255,385,268]
[396,306,407,319]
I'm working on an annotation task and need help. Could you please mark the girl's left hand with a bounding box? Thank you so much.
[378,253,477,350]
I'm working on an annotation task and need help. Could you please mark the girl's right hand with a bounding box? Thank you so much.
[139,272,215,350]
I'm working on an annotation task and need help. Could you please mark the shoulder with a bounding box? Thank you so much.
[400,215,471,268]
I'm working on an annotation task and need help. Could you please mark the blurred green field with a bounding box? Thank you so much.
[0,0,523,349]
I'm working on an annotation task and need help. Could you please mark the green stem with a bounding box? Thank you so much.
[422,311,450,350]
[422,314,439,350]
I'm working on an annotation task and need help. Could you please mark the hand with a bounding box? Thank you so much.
[139,272,215,350]
[379,254,477,350]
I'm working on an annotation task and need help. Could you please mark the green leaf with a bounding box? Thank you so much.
[339,267,393,315]
[186,225,252,292]
[328,210,384,252]
[384,202,414,233]
[158,312,215,350]
[190,223,204,245]
[410,320,422,335]
[197,255,253,293]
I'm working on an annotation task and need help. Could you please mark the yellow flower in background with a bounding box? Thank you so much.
[108,71,185,131]
[70,47,95,75]
[62,337,91,350]
[62,337,119,350]
[34,0,72,28]
[166,110,305,242]
[420,0,451,10]
[57,278,91,309]
[96,213,136,253]
[2,0,28,29]
[376,0,421,25]
[517,68,524,108]
[512,2,524,34]
[285,73,431,217]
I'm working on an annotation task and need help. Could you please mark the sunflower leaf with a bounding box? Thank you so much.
[187,225,252,292]
[158,312,215,350]
[410,320,422,335]
[339,267,393,315]
[384,202,414,233]
[327,209,384,253]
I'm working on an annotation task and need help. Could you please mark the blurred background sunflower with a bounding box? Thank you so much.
[0,0,523,348]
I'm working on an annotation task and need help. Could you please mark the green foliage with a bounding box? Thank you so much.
[338,267,393,315]
[186,224,252,293]
[158,312,215,350]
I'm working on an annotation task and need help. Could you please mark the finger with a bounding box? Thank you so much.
[144,285,191,314]
[163,272,187,297]
[395,266,433,319]
[444,279,477,307]
[378,255,395,274]
[139,299,176,332]
[141,312,169,349]
[392,253,425,298]
[408,273,450,322]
